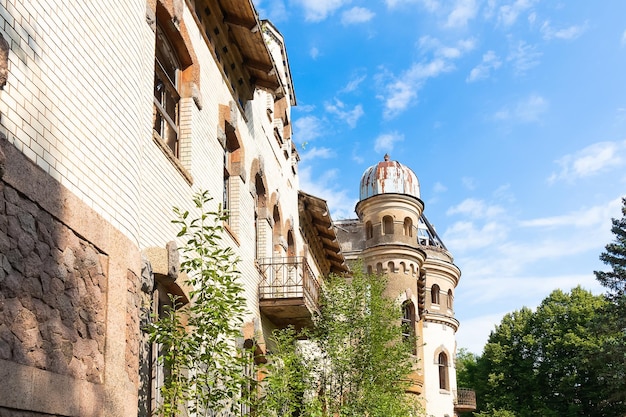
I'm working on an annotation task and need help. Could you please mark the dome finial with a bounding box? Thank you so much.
[384,153,390,161]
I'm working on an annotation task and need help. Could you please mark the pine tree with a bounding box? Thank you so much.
[593,196,626,414]
[595,197,626,299]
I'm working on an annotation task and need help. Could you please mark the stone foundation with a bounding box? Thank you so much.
[0,183,107,383]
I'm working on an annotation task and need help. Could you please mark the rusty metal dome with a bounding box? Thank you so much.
[359,154,420,201]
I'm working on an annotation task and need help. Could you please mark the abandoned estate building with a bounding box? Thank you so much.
[0,1,474,416]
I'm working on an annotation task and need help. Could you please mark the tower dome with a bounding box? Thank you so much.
[359,154,420,200]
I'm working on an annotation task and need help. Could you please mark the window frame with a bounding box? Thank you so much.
[431,284,440,305]
[153,23,181,157]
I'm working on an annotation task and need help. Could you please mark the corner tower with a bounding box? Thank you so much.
[335,155,469,416]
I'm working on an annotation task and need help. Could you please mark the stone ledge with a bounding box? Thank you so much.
[0,359,105,417]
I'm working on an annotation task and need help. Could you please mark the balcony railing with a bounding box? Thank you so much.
[257,257,321,328]
[454,388,477,411]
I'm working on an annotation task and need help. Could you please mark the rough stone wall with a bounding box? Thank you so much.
[126,269,141,387]
[0,408,61,417]
[0,182,107,384]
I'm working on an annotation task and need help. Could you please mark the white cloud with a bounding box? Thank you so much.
[298,166,356,219]
[520,198,623,229]
[497,0,537,26]
[445,0,478,28]
[461,176,477,190]
[294,115,324,142]
[296,103,316,112]
[507,40,542,76]
[374,131,404,153]
[456,312,508,353]
[299,146,336,162]
[341,6,375,24]
[324,99,364,128]
[293,0,350,22]
[467,50,502,82]
[495,93,548,123]
[447,198,505,219]
[378,59,454,118]
[621,29,626,46]
[254,0,288,22]
[443,220,509,252]
[310,46,320,59]
[419,36,476,58]
[541,20,588,40]
[548,141,626,183]
[493,184,515,203]
[341,74,367,93]
[386,0,434,10]
[433,182,448,193]
[378,37,473,118]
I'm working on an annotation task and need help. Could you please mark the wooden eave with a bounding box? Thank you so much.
[217,0,283,96]
[298,191,348,275]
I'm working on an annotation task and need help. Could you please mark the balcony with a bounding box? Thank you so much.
[454,388,477,412]
[258,256,320,330]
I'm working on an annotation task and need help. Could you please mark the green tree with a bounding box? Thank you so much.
[474,287,619,417]
[255,327,312,417]
[594,196,626,412]
[148,191,251,416]
[455,348,480,417]
[311,268,422,417]
[595,197,626,299]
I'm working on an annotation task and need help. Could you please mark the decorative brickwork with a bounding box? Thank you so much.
[0,183,107,384]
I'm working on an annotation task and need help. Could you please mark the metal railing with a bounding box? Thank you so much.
[257,256,320,311]
[454,388,477,409]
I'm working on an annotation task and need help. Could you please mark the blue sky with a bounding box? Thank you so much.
[254,0,626,353]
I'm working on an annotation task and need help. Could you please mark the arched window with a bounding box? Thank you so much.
[254,173,267,260]
[438,352,449,390]
[402,301,417,354]
[365,221,373,239]
[403,217,413,237]
[222,126,242,225]
[387,261,395,273]
[376,263,383,274]
[383,215,394,235]
[287,230,295,257]
[400,261,407,274]
[447,289,453,309]
[367,265,373,274]
[431,284,440,304]
[272,206,282,256]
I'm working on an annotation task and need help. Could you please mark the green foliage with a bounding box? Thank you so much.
[255,267,422,416]
[595,197,626,299]
[470,287,624,417]
[255,327,312,417]
[455,348,479,389]
[148,191,251,416]
[311,267,423,417]
[594,196,626,412]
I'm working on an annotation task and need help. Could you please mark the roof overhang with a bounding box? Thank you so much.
[298,191,348,275]
[217,0,283,97]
